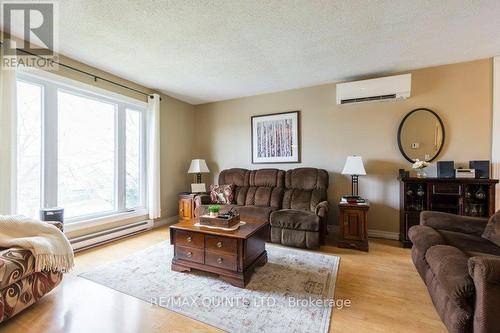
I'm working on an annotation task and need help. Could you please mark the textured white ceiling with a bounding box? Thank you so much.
[6,1,500,104]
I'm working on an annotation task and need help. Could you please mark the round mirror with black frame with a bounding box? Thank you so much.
[397,108,445,163]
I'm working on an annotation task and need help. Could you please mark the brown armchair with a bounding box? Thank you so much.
[269,168,329,249]
[409,211,500,333]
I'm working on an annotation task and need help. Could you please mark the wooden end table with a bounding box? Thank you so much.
[170,218,269,288]
[178,193,196,220]
[338,202,370,252]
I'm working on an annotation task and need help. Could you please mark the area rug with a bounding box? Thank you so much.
[79,241,340,333]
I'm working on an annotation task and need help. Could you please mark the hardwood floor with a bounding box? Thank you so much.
[0,226,446,333]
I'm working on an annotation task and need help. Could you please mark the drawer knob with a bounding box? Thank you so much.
[186,252,192,258]
[216,241,223,248]
[186,236,192,242]
[217,258,223,264]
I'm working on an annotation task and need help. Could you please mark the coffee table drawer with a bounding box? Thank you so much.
[205,235,237,254]
[205,252,237,271]
[175,246,204,264]
[175,230,204,249]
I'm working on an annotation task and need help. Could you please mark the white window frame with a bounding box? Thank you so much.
[15,69,148,224]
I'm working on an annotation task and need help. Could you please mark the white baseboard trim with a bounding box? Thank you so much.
[367,229,399,240]
[154,215,179,228]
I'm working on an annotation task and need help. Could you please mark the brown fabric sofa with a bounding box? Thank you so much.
[194,167,329,249]
[0,221,64,323]
[409,211,500,333]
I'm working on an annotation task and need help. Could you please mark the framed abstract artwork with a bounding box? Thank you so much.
[251,111,300,164]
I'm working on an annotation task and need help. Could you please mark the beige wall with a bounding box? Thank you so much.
[193,59,493,233]
[13,51,195,238]
[160,96,195,222]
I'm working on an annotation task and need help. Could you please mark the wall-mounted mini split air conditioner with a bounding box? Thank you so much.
[336,74,411,105]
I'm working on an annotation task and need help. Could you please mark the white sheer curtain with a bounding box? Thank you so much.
[147,93,161,219]
[0,49,17,214]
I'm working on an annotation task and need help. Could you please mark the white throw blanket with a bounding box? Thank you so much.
[0,215,74,272]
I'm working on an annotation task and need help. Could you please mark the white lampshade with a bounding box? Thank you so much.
[341,156,366,176]
[187,159,210,174]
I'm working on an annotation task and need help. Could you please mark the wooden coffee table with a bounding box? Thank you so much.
[169,218,269,288]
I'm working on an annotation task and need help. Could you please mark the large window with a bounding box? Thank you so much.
[15,72,147,221]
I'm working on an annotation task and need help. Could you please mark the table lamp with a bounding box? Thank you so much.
[341,155,366,198]
[188,159,210,193]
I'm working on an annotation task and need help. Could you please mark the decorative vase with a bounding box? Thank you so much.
[209,211,218,217]
[416,168,427,178]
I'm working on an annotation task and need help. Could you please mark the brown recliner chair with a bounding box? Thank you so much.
[269,168,329,249]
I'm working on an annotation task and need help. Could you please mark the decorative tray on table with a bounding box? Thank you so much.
[199,212,241,229]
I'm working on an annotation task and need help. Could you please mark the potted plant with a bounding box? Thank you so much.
[412,159,430,178]
[207,204,221,217]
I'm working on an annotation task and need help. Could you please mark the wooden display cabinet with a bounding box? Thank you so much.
[399,177,498,248]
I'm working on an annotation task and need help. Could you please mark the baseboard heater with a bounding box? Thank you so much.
[70,219,154,252]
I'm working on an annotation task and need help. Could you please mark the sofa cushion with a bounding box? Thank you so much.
[270,209,320,231]
[0,248,35,289]
[249,169,285,188]
[241,169,285,208]
[196,204,275,223]
[235,206,276,222]
[282,168,328,211]
[244,187,284,208]
[285,168,328,190]
[426,245,475,305]
[482,210,500,247]
[439,230,500,256]
[421,211,488,237]
[234,187,249,206]
[218,168,249,187]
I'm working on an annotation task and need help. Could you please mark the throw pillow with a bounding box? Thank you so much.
[210,184,235,205]
[482,210,500,247]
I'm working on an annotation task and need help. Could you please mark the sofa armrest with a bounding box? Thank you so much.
[315,201,329,239]
[468,256,500,333]
[315,201,329,217]
[408,225,445,252]
[420,211,488,236]
[194,194,211,208]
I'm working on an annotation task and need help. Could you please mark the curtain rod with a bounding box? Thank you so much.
[0,41,160,100]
